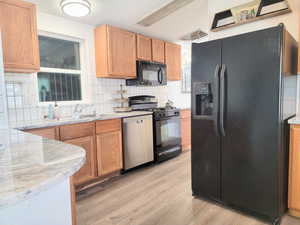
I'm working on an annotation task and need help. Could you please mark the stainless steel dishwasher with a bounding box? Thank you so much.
[123,115,154,170]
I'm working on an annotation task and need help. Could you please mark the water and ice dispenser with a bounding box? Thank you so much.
[193,82,214,117]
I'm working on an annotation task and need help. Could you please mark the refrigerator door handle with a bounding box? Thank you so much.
[213,64,221,136]
[220,64,226,136]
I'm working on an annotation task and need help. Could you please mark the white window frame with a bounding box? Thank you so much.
[35,30,88,106]
[181,41,192,93]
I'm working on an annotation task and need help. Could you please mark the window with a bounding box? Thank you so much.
[181,41,192,93]
[38,35,82,102]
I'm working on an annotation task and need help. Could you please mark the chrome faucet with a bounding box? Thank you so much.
[73,104,83,119]
[72,104,97,119]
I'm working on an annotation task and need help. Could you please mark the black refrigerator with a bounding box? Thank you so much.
[191,25,298,224]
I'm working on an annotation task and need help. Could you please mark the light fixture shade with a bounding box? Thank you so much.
[60,0,91,17]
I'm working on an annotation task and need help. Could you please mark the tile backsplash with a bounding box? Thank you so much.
[4,72,174,127]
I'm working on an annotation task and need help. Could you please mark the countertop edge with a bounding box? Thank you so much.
[15,111,153,130]
[0,130,86,209]
[0,155,85,209]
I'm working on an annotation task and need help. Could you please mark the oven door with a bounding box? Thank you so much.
[155,116,181,148]
[139,61,167,86]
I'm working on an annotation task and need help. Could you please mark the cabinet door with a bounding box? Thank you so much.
[152,39,165,63]
[181,109,191,151]
[165,42,181,81]
[26,127,59,140]
[107,26,136,78]
[0,0,40,73]
[137,34,152,61]
[289,125,300,215]
[66,136,96,185]
[96,131,123,176]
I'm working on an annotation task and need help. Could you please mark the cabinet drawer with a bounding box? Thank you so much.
[26,127,59,140]
[96,119,121,134]
[60,122,95,141]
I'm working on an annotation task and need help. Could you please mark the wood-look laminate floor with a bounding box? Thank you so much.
[77,152,300,225]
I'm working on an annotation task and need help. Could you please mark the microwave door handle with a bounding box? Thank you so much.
[158,68,162,84]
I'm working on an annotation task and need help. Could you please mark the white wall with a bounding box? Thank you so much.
[0,178,72,225]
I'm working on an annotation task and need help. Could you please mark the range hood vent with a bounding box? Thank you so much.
[181,29,208,41]
[137,0,195,27]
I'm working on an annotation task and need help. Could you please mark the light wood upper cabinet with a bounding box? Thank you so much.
[66,136,97,185]
[96,119,123,176]
[152,39,165,63]
[165,42,181,81]
[0,0,40,73]
[181,109,191,151]
[95,25,136,78]
[137,34,152,61]
[26,127,59,140]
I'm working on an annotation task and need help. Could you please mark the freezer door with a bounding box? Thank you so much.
[221,26,282,220]
[191,40,222,200]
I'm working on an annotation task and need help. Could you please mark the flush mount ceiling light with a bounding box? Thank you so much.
[60,0,91,17]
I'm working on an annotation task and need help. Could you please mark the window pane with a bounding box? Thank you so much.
[38,72,82,102]
[39,36,81,70]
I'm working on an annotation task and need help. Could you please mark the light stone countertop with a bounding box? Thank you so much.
[0,111,152,209]
[15,111,153,130]
[0,129,86,209]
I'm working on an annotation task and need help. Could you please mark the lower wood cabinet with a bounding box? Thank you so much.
[25,119,124,185]
[96,119,123,176]
[181,109,191,151]
[96,131,123,176]
[288,124,300,217]
[69,177,77,225]
[65,136,97,185]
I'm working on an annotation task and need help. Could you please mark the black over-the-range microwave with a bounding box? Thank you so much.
[126,60,167,86]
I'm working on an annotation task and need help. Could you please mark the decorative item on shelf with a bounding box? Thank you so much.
[113,85,132,113]
[211,0,291,32]
[231,0,260,23]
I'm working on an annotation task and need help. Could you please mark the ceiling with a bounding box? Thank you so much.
[25,0,209,41]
